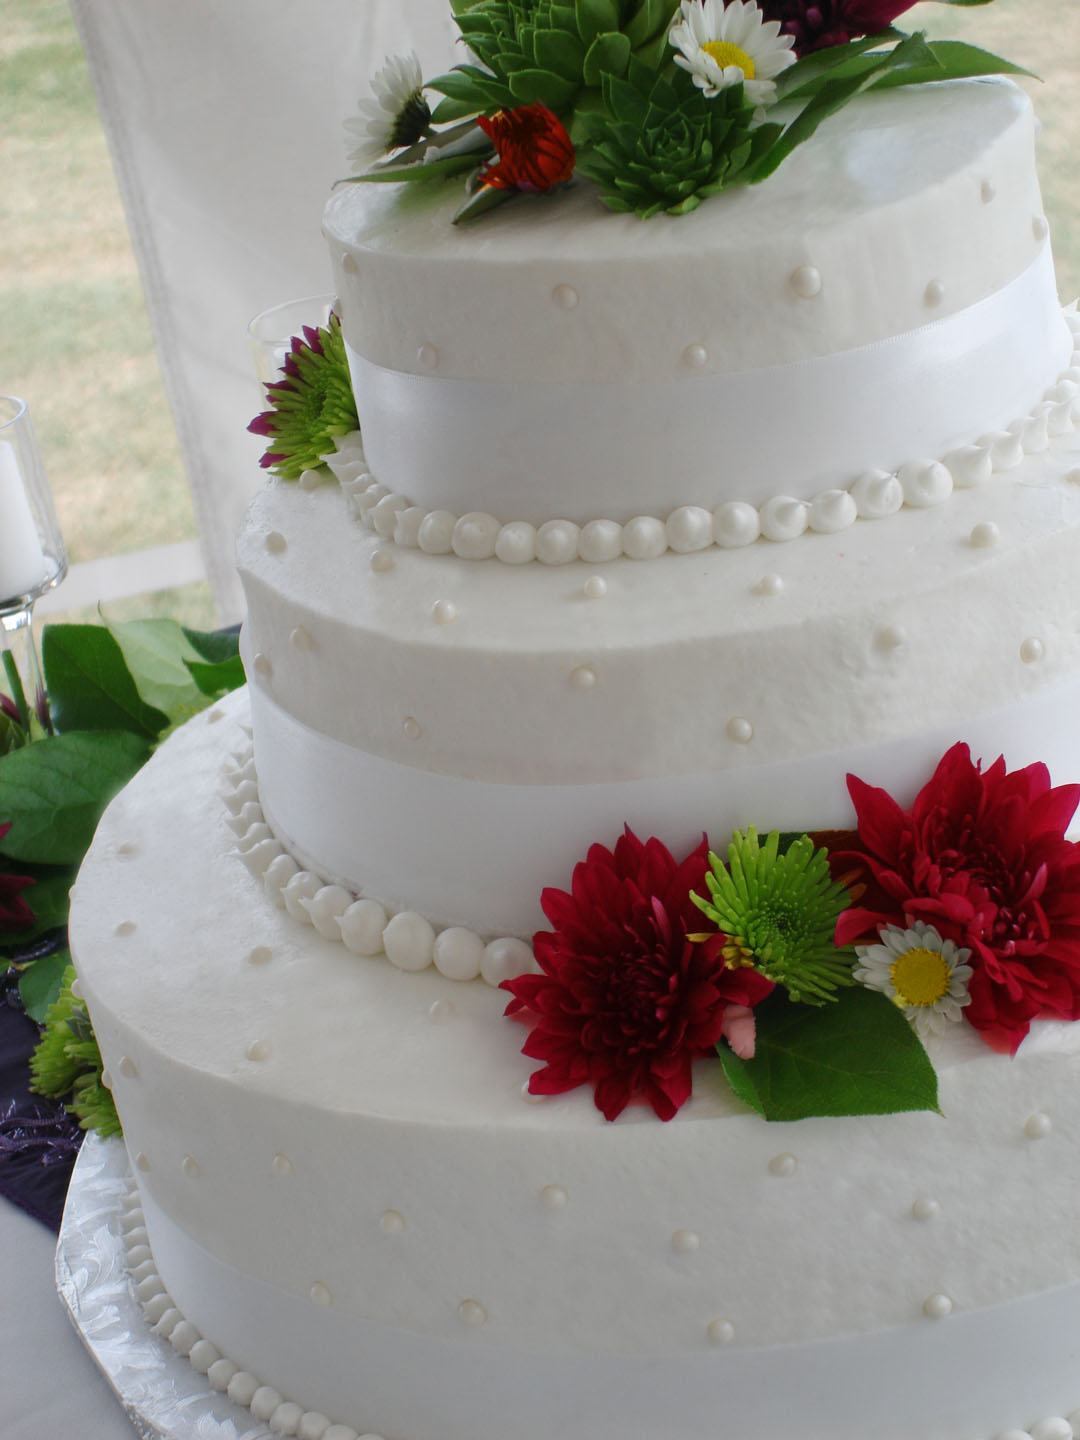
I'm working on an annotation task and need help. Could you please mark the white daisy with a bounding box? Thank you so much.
[854,921,974,1041]
[669,0,796,108]
[344,52,431,171]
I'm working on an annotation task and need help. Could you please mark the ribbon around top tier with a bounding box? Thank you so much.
[346,248,1071,525]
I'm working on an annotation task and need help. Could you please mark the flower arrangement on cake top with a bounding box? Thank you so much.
[504,745,1080,1123]
[342,0,1019,221]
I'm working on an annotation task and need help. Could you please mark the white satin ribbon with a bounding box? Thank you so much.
[347,248,1070,523]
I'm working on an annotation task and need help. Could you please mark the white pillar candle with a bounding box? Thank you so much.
[0,438,48,603]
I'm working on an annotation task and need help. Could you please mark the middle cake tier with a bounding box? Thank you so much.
[237,422,1080,940]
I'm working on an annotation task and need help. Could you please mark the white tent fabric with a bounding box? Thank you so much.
[71,0,456,622]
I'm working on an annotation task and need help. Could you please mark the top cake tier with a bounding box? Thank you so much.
[323,79,1070,527]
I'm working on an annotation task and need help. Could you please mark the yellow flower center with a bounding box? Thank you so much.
[889,947,951,1008]
[702,40,756,78]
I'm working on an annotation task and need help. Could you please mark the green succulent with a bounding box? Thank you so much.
[430,0,680,127]
[576,60,776,218]
[31,967,121,1137]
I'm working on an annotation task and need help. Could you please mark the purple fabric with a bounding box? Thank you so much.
[0,962,82,1232]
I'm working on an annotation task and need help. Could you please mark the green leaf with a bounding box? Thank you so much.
[718,987,941,1122]
[582,31,632,86]
[343,150,486,185]
[623,0,679,48]
[186,654,246,697]
[576,0,620,47]
[776,29,903,100]
[534,27,588,81]
[507,67,579,108]
[875,38,1034,87]
[18,948,72,1024]
[42,624,168,739]
[0,730,153,864]
[107,619,208,730]
[182,626,239,665]
[454,182,520,225]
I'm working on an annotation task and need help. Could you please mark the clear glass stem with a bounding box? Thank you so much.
[0,604,46,736]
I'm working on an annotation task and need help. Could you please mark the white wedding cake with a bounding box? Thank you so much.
[70,51,1080,1440]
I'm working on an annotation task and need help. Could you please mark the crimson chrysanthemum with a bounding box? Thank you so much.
[502,828,774,1120]
[756,0,916,52]
[477,103,576,193]
[0,822,35,934]
[834,744,1080,1053]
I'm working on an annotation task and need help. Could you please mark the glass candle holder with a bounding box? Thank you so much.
[247,294,336,392]
[0,396,67,737]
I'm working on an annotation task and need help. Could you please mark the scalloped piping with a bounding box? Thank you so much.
[223,743,536,987]
[315,315,1080,564]
[121,1179,1080,1440]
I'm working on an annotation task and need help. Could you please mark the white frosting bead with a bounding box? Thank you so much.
[459,1299,487,1326]
[808,489,857,534]
[683,343,709,369]
[1048,399,1077,436]
[671,1228,700,1253]
[298,1417,332,1440]
[239,838,279,878]
[417,343,439,369]
[536,519,581,565]
[924,278,945,307]
[552,283,579,310]
[393,506,426,548]
[898,460,952,508]
[622,515,668,560]
[283,872,322,922]
[578,519,624,563]
[944,445,993,488]
[338,898,389,956]
[323,1428,360,1440]
[850,470,903,519]
[188,1339,220,1373]
[970,521,1000,548]
[143,1294,171,1324]
[495,521,538,565]
[1030,1419,1073,1440]
[269,1400,305,1435]
[769,1153,797,1177]
[482,937,535,987]
[665,505,713,554]
[791,264,822,298]
[310,1281,333,1306]
[431,599,458,625]
[923,1293,953,1319]
[371,493,407,538]
[984,430,1025,471]
[238,821,272,851]
[264,852,300,903]
[1020,637,1045,665]
[369,546,395,574]
[713,501,761,548]
[417,510,457,554]
[1016,407,1051,453]
[152,1305,183,1339]
[912,1197,941,1222]
[707,1319,735,1344]
[726,717,754,744]
[207,1358,238,1391]
[383,912,436,972]
[251,1386,284,1421]
[354,483,388,520]
[541,1184,569,1209]
[452,512,501,560]
[300,885,353,940]
[228,1372,260,1407]
[759,496,808,543]
[583,575,608,599]
[754,573,784,596]
[433,926,485,982]
[1025,1111,1052,1139]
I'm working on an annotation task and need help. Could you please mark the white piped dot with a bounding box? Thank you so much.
[117,841,137,858]
[578,519,623,564]
[417,510,457,555]
[495,521,537,565]
[370,547,395,573]
[135,1152,152,1173]
[252,652,272,678]
[970,521,1000,548]
[265,530,287,553]
[418,343,439,370]
[482,937,534,987]
[298,469,323,491]
[622,515,667,560]
[181,1154,201,1180]
[768,1153,796,1177]
[452,512,500,560]
[1020,637,1045,664]
[380,1209,406,1235]
[310,1281,333,1307]
[540,1184,569,1210]
[714,501,761,549]
[428,998,457,1024]
[272,1153,294,1177]
[251,1386,283,1422]
[552,283,579,310]
[707,1319,735,1344]
[1025,1111,1052,1139]
[247,945,273,966]
[246,1040,270,1062]
[583,575,608,600]
[1068,468,1080,486]
[270,1401,305,1435]
[290,625,313,650]
[877,624,906,651]
[227,1372,259,1407]
[570,664,597,690]
[433,927,485,982]
[459,1299,487,1326]
[683,343,709,369]
[912,1197,941,1222]
[754,573,784,597]
[383,911,436,972]
[338,898,388,957]
[791,264,822,298]
[342,252,358,275]
[672,1228,700,1253]
[431,599,458,625]
[924,279,945,307]
[402,716,423,740]
[118,1055,137,1078]
[116,920,136,936]
[726,717,753,745]
[1034,215,1050,242]
[923,1292,953,1319]
[536,519,581,566]
[981,179,996,204]
[101,1069,112,1090]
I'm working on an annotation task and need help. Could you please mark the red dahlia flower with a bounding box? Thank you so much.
[502,829,774,1120]
[835,744,1080,1053]
[756,0,916,52]
[478,104,576,193]
[0,823,35,935]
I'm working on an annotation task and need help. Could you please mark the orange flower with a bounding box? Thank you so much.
[477,103,575,193]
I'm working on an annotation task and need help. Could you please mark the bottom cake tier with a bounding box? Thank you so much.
[70,688,1080,1440]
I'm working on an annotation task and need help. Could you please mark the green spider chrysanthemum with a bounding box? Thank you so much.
[690,828,856,1006]
[247,312,360,481]
[31,968,121,1137]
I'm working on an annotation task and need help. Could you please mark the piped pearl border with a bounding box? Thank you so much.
[121,1183,382,1440]
[319,316,1080,565]
[223,744,537,987]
